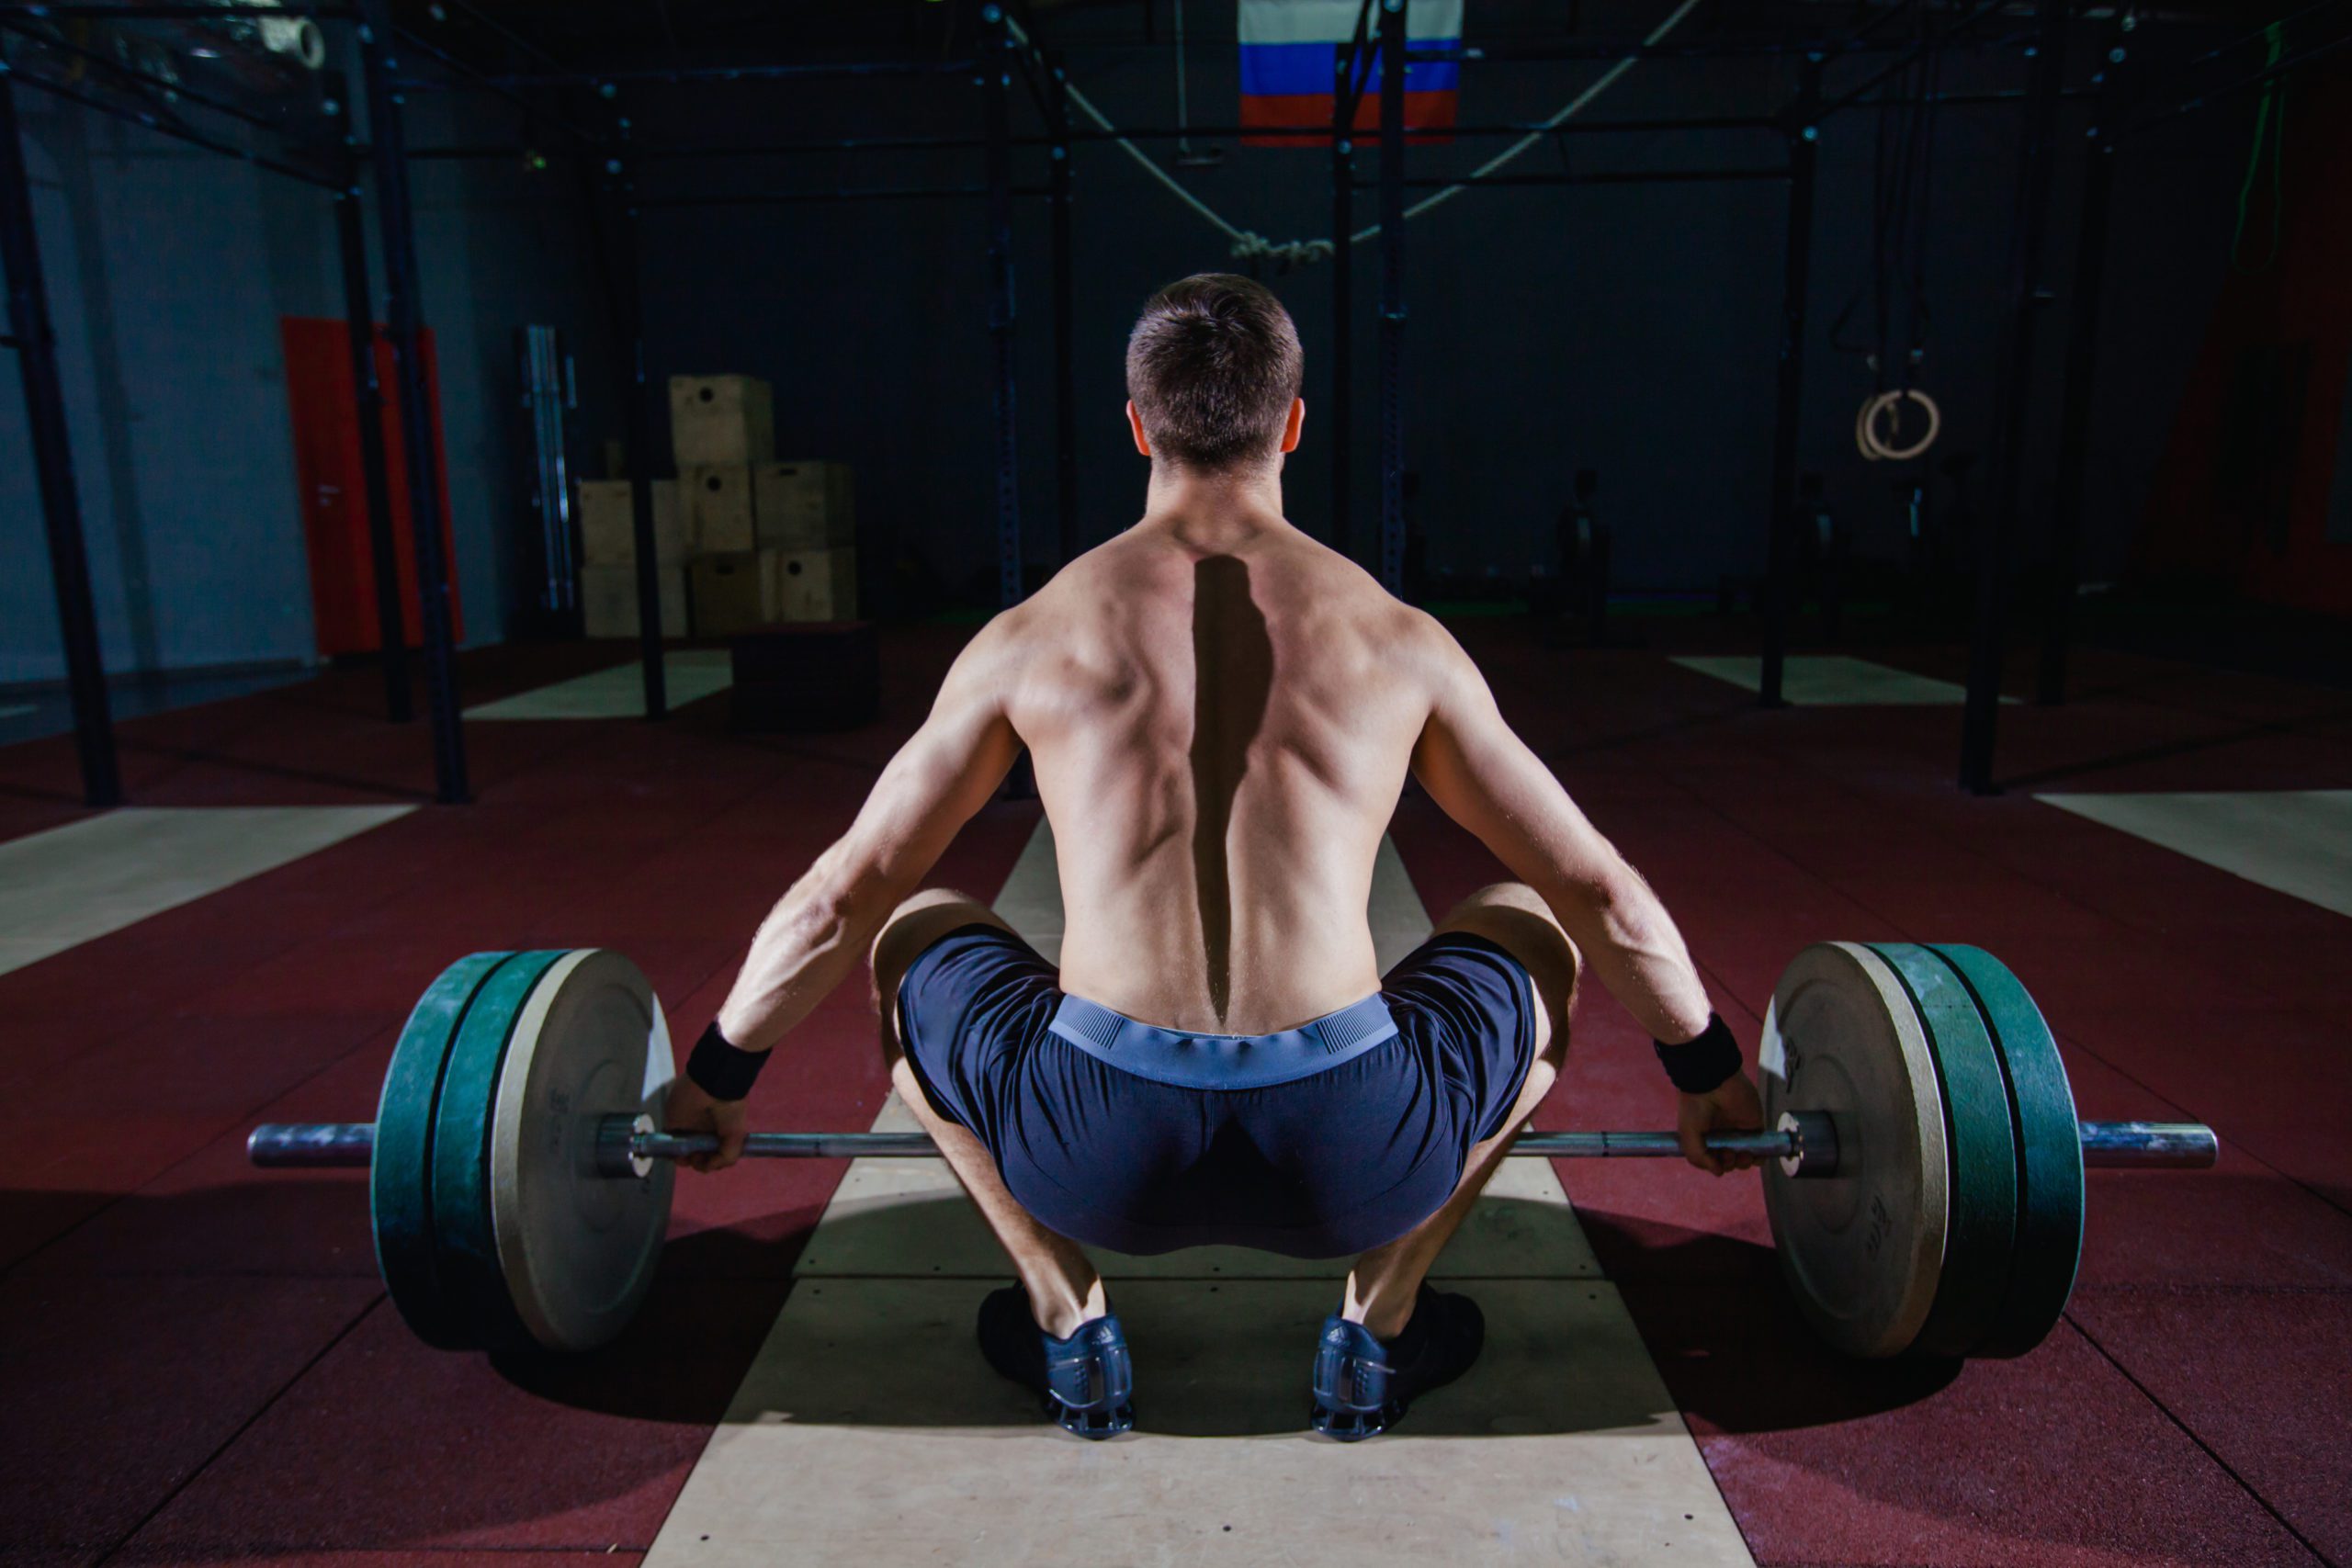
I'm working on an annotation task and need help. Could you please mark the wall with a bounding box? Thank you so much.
[620,0,2246,605]
[1,46,620,685]
[3,3,2258,681]
[2139,53,2352,614]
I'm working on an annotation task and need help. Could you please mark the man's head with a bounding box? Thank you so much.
[1125,274,1305,472]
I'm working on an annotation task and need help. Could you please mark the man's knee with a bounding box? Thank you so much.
[1434,883,1580,1058]
[870,888,1005,998]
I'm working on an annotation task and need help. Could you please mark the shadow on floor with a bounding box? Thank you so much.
[1576,1208,1968,1435]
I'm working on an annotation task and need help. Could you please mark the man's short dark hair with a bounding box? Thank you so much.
[1125,274,1305,469]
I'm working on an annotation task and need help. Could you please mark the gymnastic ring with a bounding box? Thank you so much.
[1857,389,1940,462]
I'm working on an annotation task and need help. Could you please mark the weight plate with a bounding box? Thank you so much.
[488,949,675,1353]
[1759,942,1951,1358]
[371,952,512,1350]
[431,949,570,1352]
[1869,943,2020,1359]
[1932,945,2085,1358]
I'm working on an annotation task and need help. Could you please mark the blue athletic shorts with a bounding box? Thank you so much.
[895,923,1541,1258]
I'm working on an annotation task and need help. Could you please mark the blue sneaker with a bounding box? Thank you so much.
[1310,1285,1485,1440]
[977,1285,1136,1438]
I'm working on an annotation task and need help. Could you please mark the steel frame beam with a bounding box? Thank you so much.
[0,62,120,806]
[981,3,1022,610]
[1045,51,1079,569]
[1960,0,2070,795]
[1758,60,1820,712]
[1374,0,1408,599]
[358,0,469,801]
[326,73,412,724]
[2035,18,2131,707]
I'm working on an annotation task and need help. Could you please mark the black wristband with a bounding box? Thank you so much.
[1654,1013,1741,1095]
[685,1020,769,1102]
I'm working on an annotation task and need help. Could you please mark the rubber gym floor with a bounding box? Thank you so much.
[2,617,2346,1568]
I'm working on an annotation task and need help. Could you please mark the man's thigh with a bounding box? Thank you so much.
[870,887,1012,1059]
[1427,882,1581,1069]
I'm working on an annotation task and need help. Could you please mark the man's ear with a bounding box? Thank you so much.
[1279,398,1306,454]
[1126,400,1152,457]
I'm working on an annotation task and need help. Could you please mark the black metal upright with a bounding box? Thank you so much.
[1374,0,1408,598]
[1045,52,1079,568]
[1329,20,1363,560]
[1758,58,1821,710]
[597,116,669,720]
[1961,0,2068,793]
[981,4,1022,608]
[0,64,119,807]
[357,2,469,802]
[326,74,412,725]
[2036,20,2125,707]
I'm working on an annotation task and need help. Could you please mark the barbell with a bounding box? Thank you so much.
[245,943,2215,1359]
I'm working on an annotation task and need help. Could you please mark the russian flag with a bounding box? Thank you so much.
[1238,0,1463,148]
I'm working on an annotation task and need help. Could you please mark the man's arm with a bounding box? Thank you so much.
[712,615,1024,1054]
[1408,618,1713,1045]
[1406,619,1760,1174]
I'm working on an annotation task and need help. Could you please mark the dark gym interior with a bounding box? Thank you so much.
[3,1,2347,1563]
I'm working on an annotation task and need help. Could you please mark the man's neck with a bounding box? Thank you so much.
[1136,457,1292,552]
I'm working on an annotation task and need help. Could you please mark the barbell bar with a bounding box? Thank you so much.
[247,1112,2216,1178]
[243,943,2224,1359]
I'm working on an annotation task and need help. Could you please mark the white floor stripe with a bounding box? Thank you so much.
[462,651,733,719]
[646,818,1752,1566]
[0,806,414,977]
[0,703,33,721]
[2039,788,2352,919]
[1672,653,2016,705]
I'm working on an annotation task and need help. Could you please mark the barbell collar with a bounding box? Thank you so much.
[247,1122,376,1168]
[2076,1119,2218,1168]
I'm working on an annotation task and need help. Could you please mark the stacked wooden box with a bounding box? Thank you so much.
[576,479,686,637]
[576,373,857,638]
[674,375,858,637]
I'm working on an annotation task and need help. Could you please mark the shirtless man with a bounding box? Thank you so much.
[666,274,1764,1439]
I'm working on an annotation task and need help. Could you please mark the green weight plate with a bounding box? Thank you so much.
[487,949,675,1353]
[1759,942,1951,1358]
[1869,943,2019,1359]
[371,952,513,1350]
[1931,945,2085,1358]
[431,949,570,1352]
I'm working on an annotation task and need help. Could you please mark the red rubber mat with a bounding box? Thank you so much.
[1386,622,2350,1567]
[1,624,2345,1565]
[0,1274,379,1551]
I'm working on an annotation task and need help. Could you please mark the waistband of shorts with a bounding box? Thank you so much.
[1045,990,1398,1091]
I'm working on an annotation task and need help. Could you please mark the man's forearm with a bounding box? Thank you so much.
[712,854,896,1053]
[1549,863,1715,1047]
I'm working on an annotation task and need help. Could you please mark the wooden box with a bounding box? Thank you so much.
[777,547,857,622]
[669,374,775,467]
[577,479,685,565]
[752,461,856,549]
[582,563,688,638]
[688,550,778,638]
[685,464,756,553]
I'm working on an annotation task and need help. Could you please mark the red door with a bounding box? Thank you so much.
[280,316,462,656]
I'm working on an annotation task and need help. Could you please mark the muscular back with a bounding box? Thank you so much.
[1002,520,1430,1034]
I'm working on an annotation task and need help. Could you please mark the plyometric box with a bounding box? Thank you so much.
[577,479,686,566]
[582,563,689,639]
[690,547,858,637]
[669,375,775,468]
[753,461,855,550]
[684,464,756,554]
